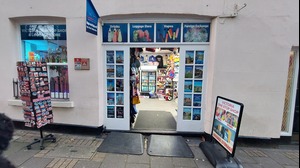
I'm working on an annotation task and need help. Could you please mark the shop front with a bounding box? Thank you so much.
[101,22,210,132]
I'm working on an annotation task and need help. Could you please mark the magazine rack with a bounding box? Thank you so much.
[17,61,56,150]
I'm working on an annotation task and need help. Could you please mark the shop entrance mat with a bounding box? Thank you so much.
[147,134,194,158]
[97,132,144,155]
[133,110,176,131]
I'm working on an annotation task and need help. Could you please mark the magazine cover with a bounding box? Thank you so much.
[193,94,202,106]
[116,93,124,105]
[194,80,202,93]
[116,51,124,63]
[195,51,204,64]
[116,65,124,78]
[185,51,194,64]
[194,66,203,78]
[107,65,114,78]
[184,80,193,92]
[183,108,192,120]
[106,50,114,64]
[183,94,192,106]
[185,66,193,78]
[107,106,115,118]
[116,79,124,91]
[116,106,124,118]
[107,93,115,105]
[193,108,201,120]
[107,79,115,91]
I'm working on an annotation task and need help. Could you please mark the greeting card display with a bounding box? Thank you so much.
[17,61,56,150]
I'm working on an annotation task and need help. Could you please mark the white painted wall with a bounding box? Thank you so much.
[0,0,299,138]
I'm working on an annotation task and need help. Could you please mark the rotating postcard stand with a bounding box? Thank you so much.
[17,61,56,150]
[200,96,244,168]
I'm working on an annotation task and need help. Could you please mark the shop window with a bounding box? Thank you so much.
[20,24,69,100]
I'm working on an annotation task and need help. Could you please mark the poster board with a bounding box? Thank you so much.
[211,96,244,157]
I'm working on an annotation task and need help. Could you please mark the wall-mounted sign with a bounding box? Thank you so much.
[183,23,210,42]
[86,0,100,35]
[74,58,90,70]
[156,23,181,43]
[102,23,128,43]
[130,23,154,43]
[21,25,66,40]
[211,96,244,157]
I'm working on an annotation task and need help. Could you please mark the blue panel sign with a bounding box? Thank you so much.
[102,23,128,43]
[130,23,154,43]
[86,0,100,35]
[183,23,210,42]
[156,23,181,43]
[21,25,66,40]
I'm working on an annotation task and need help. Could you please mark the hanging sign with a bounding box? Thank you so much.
[156,23,181,43]
[183,23,210,42]
[211,96,244,157]
[86,0,100,35]
[130,23,154,43]
[102,23,128,43]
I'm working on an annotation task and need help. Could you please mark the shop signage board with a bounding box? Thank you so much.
[86,0,100,35]
[211,96,244,156]
[156,23,181,43]
[21,25,66,40]
[183,23,210,42]
[129,23,154,43]
[102,23,128,43]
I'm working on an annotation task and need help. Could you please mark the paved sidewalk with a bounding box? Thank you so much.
[2,129,299,168]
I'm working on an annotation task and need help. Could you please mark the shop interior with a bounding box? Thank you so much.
[129,47,180,132]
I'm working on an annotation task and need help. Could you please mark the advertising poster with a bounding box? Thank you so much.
[21,25,67,40]
[130,23,154,42]
[156,23,181,43]
[183,23,210,42]
[212,96,244,156]
[102,23,128,43]
[107,106,115,118]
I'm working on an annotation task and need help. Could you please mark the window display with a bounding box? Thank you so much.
[20,24,69,100]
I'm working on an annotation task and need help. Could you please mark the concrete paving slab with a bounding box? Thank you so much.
[45,145,97,159]
[125,163,150,168]
[3,141,28,157]
[253,157,284,168]
[150,157,173,168]
[263,149,299,166]
[73,160,101,168]
[6,149,39,167]
[18,157,53,168]
[172,157,198,168]
[100,154,127,168]
[127,152,150,164]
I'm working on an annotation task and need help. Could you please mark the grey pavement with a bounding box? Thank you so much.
[2,129,299,168]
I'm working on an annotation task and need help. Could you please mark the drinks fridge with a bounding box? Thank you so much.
[140,66,157,95]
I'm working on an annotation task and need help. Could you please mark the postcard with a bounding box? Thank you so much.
[107,93,115,105]
[185,66,193,78]
[116,51,124,64]
[195,51,204,64]
[116,65,124,78]
[107,65,114,78]
[185,51,194,64]
[184,80,193,92]
[183,108,192,120]
[193,108,201,120]
[194,66,203,79]
[193,94,202,106]
[194,80,202,93]
[107,106,115,118]
[116,107,124,118]
[116,79,124,91]
[107,79,115,91]
[106,50,114,64]
[184,94,192,106]
[116,93,124,105]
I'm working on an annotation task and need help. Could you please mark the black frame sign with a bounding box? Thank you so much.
[211,96,244,157]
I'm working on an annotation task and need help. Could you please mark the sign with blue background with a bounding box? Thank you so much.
[102,23,128,43]
[21,25,66,40]
[156,23,181,43]
[183,23,210,42]
[130,23,154,43]
[86,0,100,35]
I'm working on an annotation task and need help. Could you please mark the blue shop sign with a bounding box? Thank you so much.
[156,23,181,43]
[183,23,210,42]
[130,23,154,43]
[102,23,128,43]
[21,25,66,40]
[86,0,100,35]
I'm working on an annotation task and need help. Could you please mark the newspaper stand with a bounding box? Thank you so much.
[200,96,244,168]
[17,61,56,150]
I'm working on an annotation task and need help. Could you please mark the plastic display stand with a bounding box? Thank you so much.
[199,141,243,168]
[26,129,56,150]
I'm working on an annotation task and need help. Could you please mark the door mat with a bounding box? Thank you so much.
[147,134,194,158]
[133,111,176,131]
[97,132,144,155]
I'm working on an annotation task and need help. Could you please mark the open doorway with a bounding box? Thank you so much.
[129,47,180,132]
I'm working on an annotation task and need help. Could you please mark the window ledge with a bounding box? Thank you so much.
[8,99,74,108]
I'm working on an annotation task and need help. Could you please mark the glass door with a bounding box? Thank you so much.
[177,45,209,132]
[103,46,130,130]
